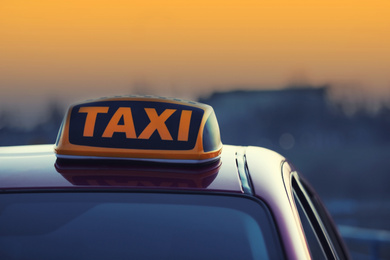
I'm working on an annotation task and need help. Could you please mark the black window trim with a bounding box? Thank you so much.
[291,172,339,260]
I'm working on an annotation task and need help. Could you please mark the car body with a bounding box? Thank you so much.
[0,96,349,259]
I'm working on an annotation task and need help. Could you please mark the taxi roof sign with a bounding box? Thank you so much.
[55,96,222,163]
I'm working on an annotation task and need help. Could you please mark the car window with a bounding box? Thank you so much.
[0,192,284,260]
[293,189,327,259]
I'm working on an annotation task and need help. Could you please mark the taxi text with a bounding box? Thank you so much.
[78,106,193,141]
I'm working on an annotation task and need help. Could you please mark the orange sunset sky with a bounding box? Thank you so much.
[1,0,390,127]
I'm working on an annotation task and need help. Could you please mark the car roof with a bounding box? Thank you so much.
[0,144,289,197]
[0,144,242,192]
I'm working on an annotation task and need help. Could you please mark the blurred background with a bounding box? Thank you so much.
[1,0,390,258]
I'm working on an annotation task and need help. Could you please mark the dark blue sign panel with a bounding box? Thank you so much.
[68,101,204,150]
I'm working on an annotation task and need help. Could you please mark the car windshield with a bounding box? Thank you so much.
[0,192,284,260]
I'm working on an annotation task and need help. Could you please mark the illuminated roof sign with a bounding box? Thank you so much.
[55,96,222,163]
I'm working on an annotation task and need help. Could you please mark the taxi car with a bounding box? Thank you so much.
[0,96,349,259]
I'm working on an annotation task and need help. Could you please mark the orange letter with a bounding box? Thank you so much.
[102,107,136,138]
[178,110,192,141]
[78,107,109,137]
[138,108,176,140]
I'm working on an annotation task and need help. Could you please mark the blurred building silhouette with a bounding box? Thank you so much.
[199,86,390,151]
[0,102,63,146]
